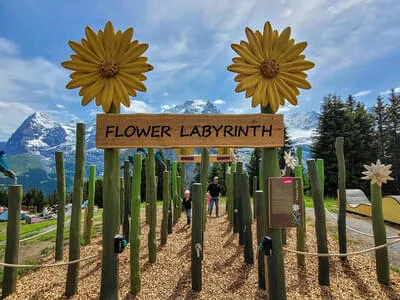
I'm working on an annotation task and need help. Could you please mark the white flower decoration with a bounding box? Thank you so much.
[292,203,300,212]
[284,151,298,170]
[362,159,394,187]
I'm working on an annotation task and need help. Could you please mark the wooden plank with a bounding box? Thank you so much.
[210,154,234,163]
[96,113,284,149]
[268,177,303,228]
[178,155,201,163]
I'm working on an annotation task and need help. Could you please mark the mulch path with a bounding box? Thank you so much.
[5,207,400,299]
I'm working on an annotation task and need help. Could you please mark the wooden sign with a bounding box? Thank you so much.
[177,154,235,163]
[268,177,303,228]
[96,113,284,149]
[178,155,201,163]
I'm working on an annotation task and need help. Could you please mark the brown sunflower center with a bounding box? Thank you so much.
[99,59,119,77]
[260,59,279,79]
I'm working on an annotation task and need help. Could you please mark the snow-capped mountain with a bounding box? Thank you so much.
[0,102,319,193]
[162,100,220,114]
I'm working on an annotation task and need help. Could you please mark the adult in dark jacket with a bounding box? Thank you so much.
[207,176,221,217]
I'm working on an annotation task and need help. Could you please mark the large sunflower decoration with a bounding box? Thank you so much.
[227,21,314,112]
[61,21,153,112]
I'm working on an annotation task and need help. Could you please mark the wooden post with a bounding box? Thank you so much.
[242,173,254,264]
[255,190,266,289]
[335,137,347,260]
[161,170,170,245]
[307,159,329,286]
[260,105,286,300]
[316,159,325,199]
[294,165,306,266]
[229,163,236,225]
[2,185,22,298]
[123,161,131,242]
[236,162,244,245]
[66,123,85,297]
[177,175,182,217]
[145,155,150,225]
[100,105,121,300]
[130,153,142,296]
[83,165,96,245]
[191,183,203,292]
[148,149,157,263]
[253,175,257,219]
[200,148,209,231]
[120,177,124,226]
[233,162,242,234]
[371,183,389,285]
[55,151,66,261]
[171,162,179,225]
[166,160,173,234]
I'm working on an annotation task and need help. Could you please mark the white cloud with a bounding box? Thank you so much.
[161,92,169,96]
[213,99,225,105]
[0,100,34,140]
[122,100,154,113]
[354,90,372,97]
[0,38,18,55]
[56,104,65,109]
[380,87,400,95]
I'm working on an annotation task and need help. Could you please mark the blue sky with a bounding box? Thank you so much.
[0,0,399,140]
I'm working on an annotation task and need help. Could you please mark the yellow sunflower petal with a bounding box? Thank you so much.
[114,77,131,107]
[262,21,273,58]
[280,60,315,72]
[101,79,114,112]
[271,27,291,59]
[280,72,312,89]
[235,73,262,93]
[279,42,307,62]
[61,60,98,72]
[253,79,267,108]
[231,43,262,66]
[68,41,101,64]
[66,73,101,89]
[275,77,298,105]
[245,27,264,62]
[227,63,259,75]
[119,71,147,92]
[85,26,106,59]
[103,21,115,58]
[119,43,149,65]
[119,62,154,73]
[81,78,105,106]
[117,28,134,57]
[234,74,247,82]
[112,30,122,58]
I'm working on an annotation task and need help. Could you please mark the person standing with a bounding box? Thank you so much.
[182,190,192,226]
[207,176,221,217]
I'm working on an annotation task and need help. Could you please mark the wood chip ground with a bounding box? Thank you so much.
[5,207,400,299]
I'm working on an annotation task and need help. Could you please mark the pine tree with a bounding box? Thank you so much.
[192,163,201,184]
[248,148,261,195]
[209,163,223,188]
[374,95,387,160]
[278,126,294,170]
[346,94,356,112]
[311,95,353,196]
[385,89,400,194]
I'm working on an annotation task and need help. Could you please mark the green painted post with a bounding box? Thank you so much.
[316,159,325,199]
[2,185,22,298]
[83,165,96,245]
[226,172,231,221]
[296,147,303,168]
[99,105,121,300]
[229,163,236,225]
[335,137,347,260]
[55,151,66,261]
[123,161,131,242]
[191,183,203,292]
[130,153,142,296]
[179,163,186,198]
[145,156,150,225]
[166,160,173,234]
[66,123,85,297]
[253,176,257,219]
[260,105,286,300]
[371,183,390,285]
[148,149,157,263]
[255,190,266,289]
[177,175,182,217]
[242,173,254,264]
[200,148,209,230]
[294,165,306,266]
[120,177,124,226]
[236,162,244,245]
[233,162,242,234]
[161,170,170,245]
[307,159,329,286]
[172,162,179,225]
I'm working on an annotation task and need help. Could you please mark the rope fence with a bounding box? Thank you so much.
[283,238,400,257]
[0,254,99,269]
[324,208,399,239]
